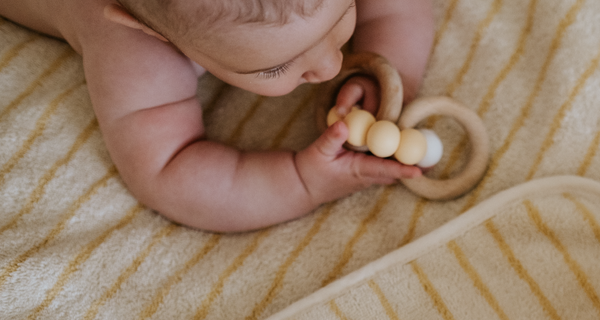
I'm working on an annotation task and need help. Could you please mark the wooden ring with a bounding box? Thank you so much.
[315,52,489,199]
[315,52,404,152]
[398,96,489,200]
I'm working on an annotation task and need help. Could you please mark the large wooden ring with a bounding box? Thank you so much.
[398,97,489,200]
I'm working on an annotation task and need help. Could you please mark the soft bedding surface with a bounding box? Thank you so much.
[2,0,600,319]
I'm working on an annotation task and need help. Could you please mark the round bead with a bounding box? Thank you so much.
[394,128,427,165]
[344,108,376,147]
[327,107,342,127]
[366,121,401,158]
[417,129,443,168]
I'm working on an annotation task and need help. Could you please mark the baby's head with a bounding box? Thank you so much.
[107,0,356,96]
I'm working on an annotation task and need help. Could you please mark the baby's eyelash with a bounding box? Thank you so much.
[257,62,293,79]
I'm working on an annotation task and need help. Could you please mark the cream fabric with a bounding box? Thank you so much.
[1,0,600,319]
[270,176,600,319]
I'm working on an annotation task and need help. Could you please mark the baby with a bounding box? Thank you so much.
[0,0,434,232]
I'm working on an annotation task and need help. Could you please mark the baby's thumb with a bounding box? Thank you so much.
[313,121,349,157]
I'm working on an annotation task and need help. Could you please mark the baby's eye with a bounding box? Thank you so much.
[257,62,293,79]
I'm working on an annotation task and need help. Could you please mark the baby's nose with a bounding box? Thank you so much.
[302,50,343,83]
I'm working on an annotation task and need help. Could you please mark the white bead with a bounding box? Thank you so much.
[417,129,443,168]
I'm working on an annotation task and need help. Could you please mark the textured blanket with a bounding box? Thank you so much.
[2,0,600,319]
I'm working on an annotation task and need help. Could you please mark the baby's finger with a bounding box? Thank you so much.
[353,156,421,182]
[337,82,363,106]
[354,78,380,115]
[336,77,380,114]
[335,80,365,115]
[312,121,349,157]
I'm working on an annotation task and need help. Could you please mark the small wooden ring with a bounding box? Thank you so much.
[398,96,489,200]
[315,52,404,152]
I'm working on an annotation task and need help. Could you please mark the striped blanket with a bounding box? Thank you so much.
[2,0,600,319]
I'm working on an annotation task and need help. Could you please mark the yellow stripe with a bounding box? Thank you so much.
[242,86,325,319]
[138,233,221,320]
[328,300,350,320]
[0,118,98,235]
[446,0,504,97]
[226,95,265,145]
[461,0,586,212]
[244,85,321,319]
[427,0,459,132]
[27,203,144,320]
[563,193,600,244]
[447,241,510,320]
[485,220,561,320]
[0,34,39,73]
[0,48,76,121]
[193,229,270,320]
[525,200,600,313]
[247,203,335,320]
[201,82,229,118]
[83,223,178,320]
[322,186,393,286]
[526,47,600,180]
[0,166,118,289]
[439,138,469,180]
[432,0,460,49]
[411,261,456,320]
[0,80,86,187]
[477,0,537,117]
[270,85,318,150]
[398,198,428,247]
[440,0,537,180]
[368,279,401,320]
[578,130,600,176]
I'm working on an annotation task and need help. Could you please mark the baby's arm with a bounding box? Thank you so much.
[116,108,418,232]
[82,15,418,232]
[354,0,434,102]
[338,0,434,110]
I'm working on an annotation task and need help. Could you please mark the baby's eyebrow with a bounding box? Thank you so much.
[235,0,356,75]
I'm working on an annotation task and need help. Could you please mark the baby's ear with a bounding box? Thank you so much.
[103,3,169,42]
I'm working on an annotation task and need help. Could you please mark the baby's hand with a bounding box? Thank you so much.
[333,75,381,117]
[294,120,421,206]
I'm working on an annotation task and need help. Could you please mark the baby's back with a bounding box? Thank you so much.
[0,0,66,38]
[0,0,108,54]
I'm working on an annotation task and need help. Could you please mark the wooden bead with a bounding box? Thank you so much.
[366,121,401,158]
[327,107,341,127]
[394,128,427,165]
[344,108,376,147]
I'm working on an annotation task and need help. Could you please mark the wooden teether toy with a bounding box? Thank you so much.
[328,107,442,166]
[316,52,489,200]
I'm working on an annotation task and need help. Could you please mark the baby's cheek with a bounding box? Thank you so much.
[253,80,301,97]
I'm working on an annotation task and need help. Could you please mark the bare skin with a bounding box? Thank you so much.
[0,0,434,232]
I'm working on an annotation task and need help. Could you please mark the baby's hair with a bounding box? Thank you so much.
[116,0,325,44]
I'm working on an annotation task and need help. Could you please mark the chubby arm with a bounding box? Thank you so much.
[80,11,418,232]
[347,0,435,104]
[116,109,419,232]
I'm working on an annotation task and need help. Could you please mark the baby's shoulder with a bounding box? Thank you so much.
[72,2,201,118]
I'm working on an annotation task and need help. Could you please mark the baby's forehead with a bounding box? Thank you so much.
[186,0,351,68]
[175,0,327,27]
